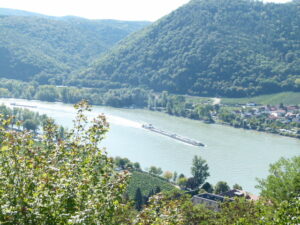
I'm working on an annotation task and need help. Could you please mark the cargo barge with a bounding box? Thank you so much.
[142,124,205,147]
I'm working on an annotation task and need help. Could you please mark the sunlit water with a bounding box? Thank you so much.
[1,98,299,194]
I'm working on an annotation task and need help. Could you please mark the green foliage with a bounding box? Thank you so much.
[214,181,230,194]
[102,88,149,107]
[270,197,300,225]
[115,156,131,170]
[178,177,188,188]
[84,0,300,97]
[218,197,268,225]
[0,100,129,224]
[0,78,150,107]
[127,171,175,200]
[201,182,214,193]
[256,156,300,202]
[233,184,243,190]
[191,155,210,188]
[22,119,38,132]
[149,166,163,176]
[218,109,236,123]
[133,193,187,225]
[113,156,141,171]
[133,192,282,225]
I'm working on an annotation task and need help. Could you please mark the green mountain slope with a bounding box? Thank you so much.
[0,13,150,83]
[81,0,300,97]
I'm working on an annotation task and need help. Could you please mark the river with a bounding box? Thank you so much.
[1,98,299,194]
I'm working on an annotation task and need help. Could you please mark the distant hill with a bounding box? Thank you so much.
[79,0,300,97]
[0,11,150,83]
[0,8,51,18]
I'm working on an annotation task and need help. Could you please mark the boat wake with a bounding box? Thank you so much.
[106,115,142,128]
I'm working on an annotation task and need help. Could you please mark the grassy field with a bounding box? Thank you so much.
[184,95,213,104]
[220,92,300,105]
[127,171,175,200]
[182,92,300,106]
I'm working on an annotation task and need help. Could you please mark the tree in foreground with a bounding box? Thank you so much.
[0,101,129,224]
[133,193,186,225]
[256,156,300,202]
[191,155,210,188]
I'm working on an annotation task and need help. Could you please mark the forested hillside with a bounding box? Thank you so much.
[79,0,300,97]
[0,12,150,83]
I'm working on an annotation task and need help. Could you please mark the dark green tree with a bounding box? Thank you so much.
[214,181,230,194]
[173,171,178,183]
[134,188,144,211]
[233,184,243,190]
[201,182,214,193]
[23,119,38,132]
[155,186,161,194]
[191,156,210,188]
[186,177,198,190]
[133,162,141,171]
[115,157,130,169]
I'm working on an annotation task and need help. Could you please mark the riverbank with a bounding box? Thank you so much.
[0,78,298,139]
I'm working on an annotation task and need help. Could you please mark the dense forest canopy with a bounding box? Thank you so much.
[78,0,300,97]
[0,11,150,84]
[1,1,300,99]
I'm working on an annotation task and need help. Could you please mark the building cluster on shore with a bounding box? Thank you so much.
[239,103,300,123]
[219,103,300,137]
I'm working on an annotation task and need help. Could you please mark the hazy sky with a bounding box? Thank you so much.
[1,0,292,21]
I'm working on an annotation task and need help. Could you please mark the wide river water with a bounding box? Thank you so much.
[1,98,299,194]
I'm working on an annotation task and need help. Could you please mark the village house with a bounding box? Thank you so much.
[285,112,297,119]
[287,105,299,111]
[246,102,257,107]
[292,114,300,123]
[192,193,228,211]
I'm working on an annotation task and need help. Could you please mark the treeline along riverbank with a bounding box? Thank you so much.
[0,79,299,139]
